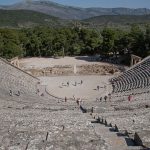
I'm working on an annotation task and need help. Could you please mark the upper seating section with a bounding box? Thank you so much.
[110,56,150,93]
[0,58,39,94]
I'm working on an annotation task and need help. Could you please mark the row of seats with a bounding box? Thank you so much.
[102,56,150,148]
[110,56,150,93]
[0,58,39,94]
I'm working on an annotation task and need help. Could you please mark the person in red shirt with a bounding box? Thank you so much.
[128,95,132,101]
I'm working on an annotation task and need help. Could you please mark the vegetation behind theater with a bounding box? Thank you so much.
[0,9,150,64]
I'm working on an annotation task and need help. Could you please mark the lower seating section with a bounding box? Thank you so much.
[0,58,39,94]
[0,86,107,149]
[0,58,108,149]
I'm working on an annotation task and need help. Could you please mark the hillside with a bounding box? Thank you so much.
[1,0,150,20]
[0,9,69,28]
[1,9,150,28]
[83,15,150,26]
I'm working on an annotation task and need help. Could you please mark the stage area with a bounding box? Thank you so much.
[39,75,112,100]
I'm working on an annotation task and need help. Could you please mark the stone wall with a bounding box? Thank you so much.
[24,64,121,77]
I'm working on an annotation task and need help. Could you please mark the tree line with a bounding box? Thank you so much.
[0,25,150,61]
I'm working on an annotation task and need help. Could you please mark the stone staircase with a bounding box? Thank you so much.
[90,115,145,150]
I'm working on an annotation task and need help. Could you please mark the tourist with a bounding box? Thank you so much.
[97,85,100,90]
[17,90,20,96]
[65,96,67,102]
[36,89,40,94]
[41,93,44,96]
[76,99,79,106]
[67,81,69,87]
[100,97,102,102]
[76,98,82,105]
[91,107,94,113]
[128,95,132,101]
[73,95,75,100]
[104,95,107,102]
[9,90,12,96]
[75,81,77,86]
[108,93,111,102]
[81,80,83,85]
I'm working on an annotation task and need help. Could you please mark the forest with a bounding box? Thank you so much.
[0,25,150,61]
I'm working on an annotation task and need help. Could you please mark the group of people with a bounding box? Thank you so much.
[96,85,106,91]
[62,80,83,87]
[36,89,44,96]
[64,95,83,106]
[9,90,20,96]
[96,93,111,102]
[96,93,133,102]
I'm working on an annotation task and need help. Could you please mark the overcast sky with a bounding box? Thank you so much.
[0,0,150,8]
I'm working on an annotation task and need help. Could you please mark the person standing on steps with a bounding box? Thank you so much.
[100,97,102,102]
[9,90,12,96]
[76,99,79,106]
[128,95,132,101]
[17,90,20,96]
[65,96,67,102]
[75,81,77,86]
[108,93,111,102]
[104,95,107,102]
[73,95,75,100]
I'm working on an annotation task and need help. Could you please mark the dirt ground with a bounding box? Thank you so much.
[39,75,113,100]
[19,57,116,100]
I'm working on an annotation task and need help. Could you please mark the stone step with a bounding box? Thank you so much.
[126,146,144,150]
[93,123,130,150]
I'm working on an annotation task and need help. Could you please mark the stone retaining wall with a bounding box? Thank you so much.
[24,64,121,77]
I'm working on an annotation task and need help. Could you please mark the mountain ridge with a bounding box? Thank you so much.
[0,9,150,29]
[1,0,150,20]
[0,9,69,28]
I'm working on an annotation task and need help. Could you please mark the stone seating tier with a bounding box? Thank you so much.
[111,56,150,93]
[0,58,39,94]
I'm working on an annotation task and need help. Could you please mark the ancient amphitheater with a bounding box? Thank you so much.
[0,56,149,150]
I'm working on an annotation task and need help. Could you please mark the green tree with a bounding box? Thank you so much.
[0,29,22,59]
[145,25,150,56]
[129,25,146,57]
[101,28,115,55]
[0,33,4,57]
